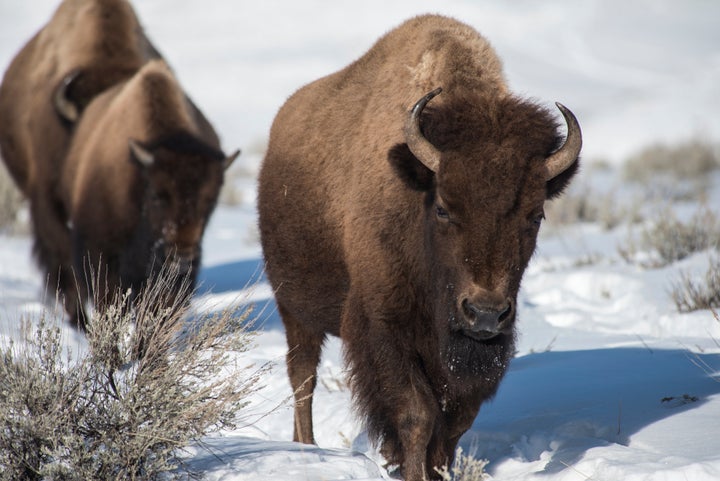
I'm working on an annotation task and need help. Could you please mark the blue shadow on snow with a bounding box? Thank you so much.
[196,257,282,330]
[462,347,720,476]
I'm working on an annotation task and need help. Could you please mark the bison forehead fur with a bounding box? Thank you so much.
[258,14,580,481]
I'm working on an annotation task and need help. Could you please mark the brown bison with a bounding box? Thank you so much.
[57,59,238,328]
[258,14,581,480]
[0,0,163,327]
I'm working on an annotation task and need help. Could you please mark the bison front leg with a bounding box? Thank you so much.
[393,387,441,481]
[342,299,439,480]
[29,191,88,329]
[280,303,323,445]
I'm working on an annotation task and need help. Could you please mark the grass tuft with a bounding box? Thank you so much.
[0,161,24,232]
[434,447,490,481]
[619,205,720,268]
[671,254,720,312]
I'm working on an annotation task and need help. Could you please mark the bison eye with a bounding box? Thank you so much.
[436,205,450,220]
[532,211,545,226]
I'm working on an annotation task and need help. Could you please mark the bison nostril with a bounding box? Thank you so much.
[461,299,473,320]
[461,298,512,329]
[498,301,512,323]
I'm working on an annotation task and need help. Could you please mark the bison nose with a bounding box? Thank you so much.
[459,298,513,339]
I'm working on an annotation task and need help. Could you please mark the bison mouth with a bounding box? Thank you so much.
[460,328,501,341]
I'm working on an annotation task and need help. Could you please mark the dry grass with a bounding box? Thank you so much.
[0,263,262,480]
[0,161,24,232]
[434,447,490,481]
[622,139,719,203]
[619,205,720,268]
[545,183,642,231]
[623,139,719,182]
[672,254,720,312]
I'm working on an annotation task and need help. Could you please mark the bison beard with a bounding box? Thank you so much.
[443,332,513,380]
[258,14,581,481]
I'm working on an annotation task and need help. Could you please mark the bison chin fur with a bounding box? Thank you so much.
[442,330,514,382]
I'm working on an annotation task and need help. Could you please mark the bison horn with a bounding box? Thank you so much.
[404,87,443,173]
[545,103,582,180]
[53,71,81,123]
[224,149,241,170]
[129,139,155,167]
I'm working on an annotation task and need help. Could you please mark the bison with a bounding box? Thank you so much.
[258,14,581,480]
[56,58,238,328]
[0,0,164,328]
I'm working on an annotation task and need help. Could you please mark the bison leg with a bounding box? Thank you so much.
[434,397,484,471]
[394,393,439,481]
[281,303,323,444]
[342,297,439,480]
[29,191,88,329]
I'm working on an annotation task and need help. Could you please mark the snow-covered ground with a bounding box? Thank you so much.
[2,1,720,480]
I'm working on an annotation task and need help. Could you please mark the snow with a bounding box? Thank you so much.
[2,1,720,480]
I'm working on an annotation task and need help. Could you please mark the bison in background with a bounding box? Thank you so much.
[0,0,161,327]
[60,59,237,328]
[0,0,237,329]
[258,14,581,481]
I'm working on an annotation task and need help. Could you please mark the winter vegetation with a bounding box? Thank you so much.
[0,162,23,233]
[1,1,720,480]
[0,264,261,480]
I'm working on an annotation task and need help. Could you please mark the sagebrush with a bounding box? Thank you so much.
[623,139,719,183]
[619,205,720,268]
[672,254,720,312]
[622,139,719,203]
[0,264,262,480]
[544,183,642,231]
[0,160,23,231]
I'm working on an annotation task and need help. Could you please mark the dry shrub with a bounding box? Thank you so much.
[0,161,24,231]
[622,140,719,202]
[0,263,262,480]
[619,205,720,268]
[672,254,720,312]
[623,139,719,182]
[545,183,642,231]
[434,447,490,481]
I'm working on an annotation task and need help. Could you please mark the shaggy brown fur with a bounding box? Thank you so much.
[258,14,580,481]
[0,0,161,327]
[58,59,237,328]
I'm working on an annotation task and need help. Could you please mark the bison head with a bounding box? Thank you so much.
[128,132,238,277]
[389,88,581,376]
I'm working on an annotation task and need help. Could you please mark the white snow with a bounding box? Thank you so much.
[2,1,720,480]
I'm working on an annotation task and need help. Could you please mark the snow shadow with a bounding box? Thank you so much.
[197,258,267,295]
[196,258,283,330]
[185,435,385,480]
[465,347,720,475]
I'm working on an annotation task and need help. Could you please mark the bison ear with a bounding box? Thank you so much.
[388,143,435,191]
[545,157,579,199]
[128,139,155,167]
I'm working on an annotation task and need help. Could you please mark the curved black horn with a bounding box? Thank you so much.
[404,87,443,173]
[53,71,81,123]
[546,103,582,180]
